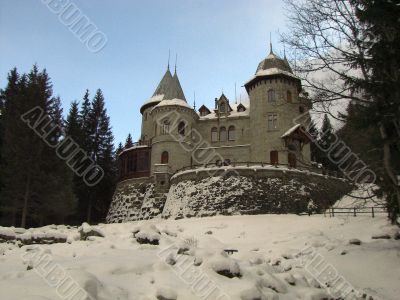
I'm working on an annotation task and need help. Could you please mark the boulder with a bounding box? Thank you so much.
[78,223,105,240]
[371,234,391,240]
[349,238,362,245]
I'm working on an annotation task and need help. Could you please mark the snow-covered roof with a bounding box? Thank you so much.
[119,144,149,156]
[140,68,187,113]
[152,98,193,111]
[281,124,302,138]
[244,68,300,86]
[143,94,165,106]
[199,102,250,120]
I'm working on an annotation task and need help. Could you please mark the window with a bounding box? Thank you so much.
[178,121,185,136]
[268,89,276,102]
[211,127,218,142]
[288,153,297,168]
[268,113,278,130]
[219,127,227,141]
[220,103,226,112]
[270,151,278,165]
[161,119,170,134]
[299,106,305,113]
[228,126,235,141]
[161,151,169,164]
[287,91,292,103]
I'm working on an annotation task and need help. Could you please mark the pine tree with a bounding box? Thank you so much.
[116,142,123,155]
[0,66,76,227]
[125,133,133,148]
[308,119,323,165]
[348,0,400,220]
[85,89,116,223]
[318,114,338,172]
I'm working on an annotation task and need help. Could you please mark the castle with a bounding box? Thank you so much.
[106,45,350,223]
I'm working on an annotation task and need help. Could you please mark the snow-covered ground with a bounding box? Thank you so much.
[0,214,399,300]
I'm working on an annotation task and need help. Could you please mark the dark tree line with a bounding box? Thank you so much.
[283,0,400,220]
[0,66,117,227]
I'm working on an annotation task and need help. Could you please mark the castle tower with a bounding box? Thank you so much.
[244,45,311,167]
[140,67,198,189]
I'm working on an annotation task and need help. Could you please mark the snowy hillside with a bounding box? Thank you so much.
[0,215,399,300]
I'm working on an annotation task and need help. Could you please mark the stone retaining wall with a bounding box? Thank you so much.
[162,167,353,219]
[107,167,353,223]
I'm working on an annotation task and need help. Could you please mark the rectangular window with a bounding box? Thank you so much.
[268,113,278,130]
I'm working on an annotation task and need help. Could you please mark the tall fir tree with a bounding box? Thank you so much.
[347,0,400,220]
[84,89,116,223]
[308,119,323,164]
[0,66,76,227]
[318,114,338,172]
[116,142,123,155]
[125,133,133,148]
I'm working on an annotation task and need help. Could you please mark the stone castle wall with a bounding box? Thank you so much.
[106,177,166,223]
[106,167,353,223]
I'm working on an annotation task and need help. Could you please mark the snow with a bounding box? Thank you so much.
[0,215,398,299]
[199,102,250,120]
[281,124,302,138]
[244,68,300,86]
[152,98,193,110]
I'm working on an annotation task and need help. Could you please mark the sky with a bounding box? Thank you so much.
[0,0,288,145]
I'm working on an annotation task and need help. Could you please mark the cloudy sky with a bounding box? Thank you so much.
[0,0,288,144]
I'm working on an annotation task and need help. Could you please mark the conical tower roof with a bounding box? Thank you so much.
[140,67,187,114]
[166,71,186,101]
[152,68,173,97]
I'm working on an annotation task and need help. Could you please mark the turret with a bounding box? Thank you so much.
[244,44,310,166]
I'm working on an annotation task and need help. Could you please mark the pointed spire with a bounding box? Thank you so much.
[235,83,237,104]
[167,49,170,70]
[193,91,196,110]
[174,53,178,75]
[269,32,273,54]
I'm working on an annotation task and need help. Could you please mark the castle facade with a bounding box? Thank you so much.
[118,46,312,186]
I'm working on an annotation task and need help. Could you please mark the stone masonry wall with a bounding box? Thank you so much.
[107,167,353,223]
[162,167,353,219]
[106,177,166,223]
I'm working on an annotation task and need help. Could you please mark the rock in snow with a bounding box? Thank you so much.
[349,238,362,245]
[78,222,105,240]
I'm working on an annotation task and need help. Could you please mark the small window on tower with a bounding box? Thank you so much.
[220,103,226,113]
[287,91,292,103]
[299,106,305,113]
[267,113,278,130]
[268,89,276,102]
[161,119,170,134]
[178,121,185,136]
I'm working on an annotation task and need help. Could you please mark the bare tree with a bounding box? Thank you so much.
[281,0,371,120]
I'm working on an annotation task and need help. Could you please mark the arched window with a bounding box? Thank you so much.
[287,91,292,103]
[219,127,227,141]
[161,119,170,134]
[220,103,226,112]
[268,89,276,102]
[211,127,218,142]
[270,150,278,165]
[228,126,235,141]
[161,151,169,164]
[178,121,185,136]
